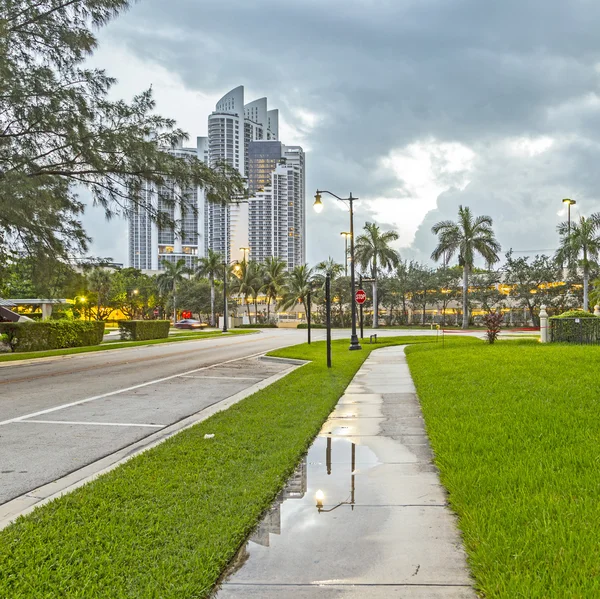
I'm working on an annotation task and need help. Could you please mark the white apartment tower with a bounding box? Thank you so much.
[128,138,208,271]
[247,141,305,268]
[204,86,279,263]
[129,86,305,271]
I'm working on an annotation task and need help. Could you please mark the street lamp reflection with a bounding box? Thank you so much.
[315,441,356,514]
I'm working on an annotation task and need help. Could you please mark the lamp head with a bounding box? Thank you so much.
[315,489,325,509]
[563,198,576,206]
[313,192,324,214]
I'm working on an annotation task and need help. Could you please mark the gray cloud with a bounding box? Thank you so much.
[87,0,600,265]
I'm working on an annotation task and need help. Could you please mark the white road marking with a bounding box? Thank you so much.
[0,350,268,427]
[20,420,164,428]
[178,375,261,380]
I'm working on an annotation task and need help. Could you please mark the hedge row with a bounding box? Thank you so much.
[236,324,278,329]
[119,320,170,341]
[0,321,105,352]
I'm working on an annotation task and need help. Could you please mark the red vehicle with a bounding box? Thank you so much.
[174,318,208,330]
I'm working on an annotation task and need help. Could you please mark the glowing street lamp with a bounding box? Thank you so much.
[562,198,576,235]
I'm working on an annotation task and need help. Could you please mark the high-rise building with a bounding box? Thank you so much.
[128,138,207,271]
[247,141,305,268]
[129,86,305,272]
[204,86,279,264]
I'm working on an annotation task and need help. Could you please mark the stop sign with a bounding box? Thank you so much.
[355,289,367,304]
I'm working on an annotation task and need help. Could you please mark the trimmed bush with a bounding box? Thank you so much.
[552,310,597,319]
[0,321,105,352]
[119,320,170,341]
[236,324,278,328]
[550,313,600,344]
[297,323,326,329]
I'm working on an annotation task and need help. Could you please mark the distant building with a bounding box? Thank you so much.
[203,86,279,264]
[247,142,305,268]
[128,139,207,271]
[128,86,305,270]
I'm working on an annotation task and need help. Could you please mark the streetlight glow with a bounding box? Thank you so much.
[315,489,325,508]
[313,192,324,213]
[562,198,576,206]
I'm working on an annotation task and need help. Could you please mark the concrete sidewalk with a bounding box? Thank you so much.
[217,346,476,598]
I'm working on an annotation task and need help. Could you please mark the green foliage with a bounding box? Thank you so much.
[549,314,600,344]
[119,320,170,341]
[0,320,104,352]
[297,323,326,329]
[431,205,501,328]
[236,323,277,328]
[551,310,597,319]
[406,340,600,597]
[0,0,246,262]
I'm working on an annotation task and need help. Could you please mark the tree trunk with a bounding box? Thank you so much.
[584,266,589,311]
[255,297,259,324]
[246,297,251,322]
[210,276,215,327]
[373,280,379,329]
[461,266,469,329]
[266,297,271,323]
[172,280,177,324]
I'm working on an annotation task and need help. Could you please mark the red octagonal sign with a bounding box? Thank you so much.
[355,289,367,304]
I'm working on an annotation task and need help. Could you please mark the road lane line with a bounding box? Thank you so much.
[179,375,261,380]
[20,420,164,428]
[0,350,269,426]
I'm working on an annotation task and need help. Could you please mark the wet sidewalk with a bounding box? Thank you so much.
[216,346,476,598]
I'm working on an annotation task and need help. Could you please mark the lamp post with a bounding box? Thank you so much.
[314,190,362,351]
[222,262,228,332]
[340,232,351,277]
[563,198,576,235]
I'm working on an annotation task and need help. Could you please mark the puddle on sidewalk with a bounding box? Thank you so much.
[216,433,446,592]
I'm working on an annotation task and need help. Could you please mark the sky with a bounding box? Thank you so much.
[82,0,600,268]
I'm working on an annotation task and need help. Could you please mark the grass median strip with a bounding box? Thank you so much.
[0,335,443,598]
[0,329,256,363]
[406,339,600,598]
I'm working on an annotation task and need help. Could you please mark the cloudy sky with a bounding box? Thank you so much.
[82,0,600,267]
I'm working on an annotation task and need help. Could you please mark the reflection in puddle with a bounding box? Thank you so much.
[222,437,380,584]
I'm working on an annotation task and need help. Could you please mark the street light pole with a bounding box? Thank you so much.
[314,190,362,352]
[222,262,228,333]
[340,232,350,277]
[563,198,576,235]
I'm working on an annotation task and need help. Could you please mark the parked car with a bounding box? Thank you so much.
[174,318,208,330]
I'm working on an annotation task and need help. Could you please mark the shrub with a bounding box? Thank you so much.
[552,310,597,319]
[297,323,326,329]
[549,312,600,344]
[119,320,170,341]
[236,324,278,328]
[0,321,105,352]
[483,311,504,344]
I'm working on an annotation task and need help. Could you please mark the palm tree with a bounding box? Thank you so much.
[556,214,600,311]
[315,258,345,325]
[355,223,399,328]
[157,259,189,323]
[261,256,287,324]
[196,249,222,327]
[431,206,501,329]
[229,260,262,323]
[278,264,314,319]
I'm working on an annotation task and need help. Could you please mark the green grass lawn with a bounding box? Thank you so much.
[406,339,600,598]
[0,329,256,363]
[0,335,439,599]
